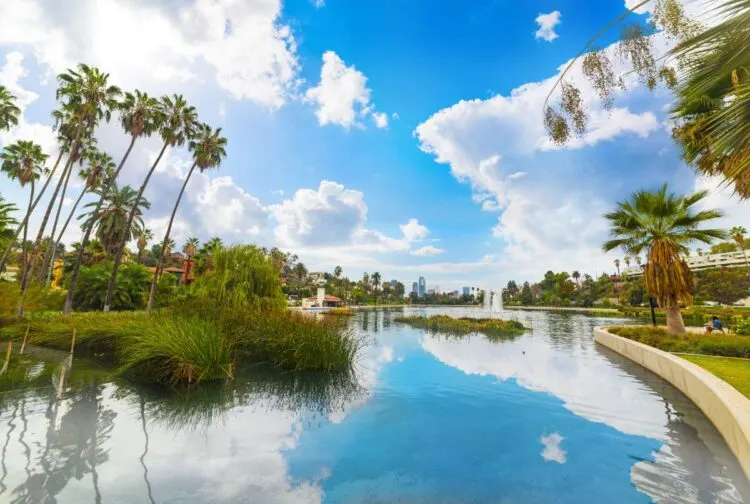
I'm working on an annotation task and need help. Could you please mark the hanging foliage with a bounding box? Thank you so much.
[582,50,621,109]
[560,82,587,135]
[544,106,570,145]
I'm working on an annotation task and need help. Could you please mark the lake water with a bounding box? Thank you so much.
[1,307,749,503]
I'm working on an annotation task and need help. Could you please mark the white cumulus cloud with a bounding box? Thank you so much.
[535,11,561,42]
[411,245,445,257]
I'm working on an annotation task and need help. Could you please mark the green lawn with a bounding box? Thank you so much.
[679,354,750,399]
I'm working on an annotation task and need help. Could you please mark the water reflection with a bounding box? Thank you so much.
[0,308,747,503]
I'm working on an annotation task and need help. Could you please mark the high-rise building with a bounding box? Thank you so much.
[463,286,471,296]
[412,282,418,296]
[418,276,426,297]
[390,279,398,289]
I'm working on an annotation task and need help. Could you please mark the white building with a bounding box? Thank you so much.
[622,250,749,277]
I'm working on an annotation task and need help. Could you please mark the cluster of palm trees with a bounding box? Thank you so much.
[0,63,227,314]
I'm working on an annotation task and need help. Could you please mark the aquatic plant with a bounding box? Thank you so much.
[395,315,526,339]
[322,307,355,316]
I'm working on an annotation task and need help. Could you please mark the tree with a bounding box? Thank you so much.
[635,255,642,266]
[624,255,631,269]
[183,237,200,258]
[572,270,581,288]
[45,149,117,285]
[334,265,342,279]
[731,226,749,279]
[520,281,534,305]
[614,258,621,277]
[135,228,153,263]
[103,94,199,312]
[603,184,726,334]
[64,90,158,311]
[147,123,225,311]
[0,195,18,255]
[711,241,738,254]
[0,85,20,131]
[0,141,47,280]
[82,184,150,257]
[371,272,381,292]
[695,267,750,305]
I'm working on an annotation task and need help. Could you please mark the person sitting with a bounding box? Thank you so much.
[705,316,725,334]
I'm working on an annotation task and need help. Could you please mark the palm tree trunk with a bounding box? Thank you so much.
[742,247,750,281]
[38,159,74,282]
[19,182,34,283]
[65,135,137,313]
[665,301,686,335]
[0,149,65,273]
[147,162,196,312]
[103,141,168,312]
[16,155,77,316]
[46,186,87,286]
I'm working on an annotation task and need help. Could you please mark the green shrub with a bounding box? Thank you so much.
[608,325,750,358]
[0,282,65,323]
[69,262,151,311]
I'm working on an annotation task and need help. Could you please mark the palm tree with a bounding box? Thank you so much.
[635,255,642,266]
[0,86,20,131]
[572,270,581,288]
[103,94,199,312]
[0,141,47,280]
[697,248,704,256]
[0,196,18,250]
[82,184,150,258]
[183,237,200,258]
[731,226,749,279]
[45,149,116,285]
[334,265,342,279]
[147,125,226,311]
[670,0,750,198]
[603,184,726,334]
[371,272,381,291]
[624,255,631,269]
[614,259,621,277]
[65,89,156,313]
[135,228,153,263]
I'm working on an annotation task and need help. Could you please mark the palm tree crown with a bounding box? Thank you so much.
[0,141,48,187]
[83,184,150,256]
[0,85,21,132]
[731,226,747,247]
[56,64,122,128]
[158,94,199,147]
[120,90,159,138]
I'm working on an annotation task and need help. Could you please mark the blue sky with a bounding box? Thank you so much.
[0,0,748,290]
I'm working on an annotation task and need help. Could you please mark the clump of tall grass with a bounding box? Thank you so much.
[222,308,364,373]
[0,282,65,324]
[395,315,526,339]
[118,314,235,385]
[322,307,354,316]
[608,325,750,358]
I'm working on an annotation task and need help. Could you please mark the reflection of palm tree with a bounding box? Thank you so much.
[140,397,156,504]
[0,403,18,494]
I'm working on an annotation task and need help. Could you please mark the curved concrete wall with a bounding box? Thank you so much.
[594,327,750,481]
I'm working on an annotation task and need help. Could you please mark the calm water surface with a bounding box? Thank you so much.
[1,308,749,503]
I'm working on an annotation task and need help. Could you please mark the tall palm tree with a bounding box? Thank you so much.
[0,141,47,280]
[0,85,20,131]
[135,228,153,263]
[614,259,621,277]
[103,94,199,312]
[624,255,631,269]
[147,124,226,311]
[603,184,726,334]
[635,255,642,266]
[731,226,749,279]
[82,184,150,258]
[0,196,18,250]
[45,149,116,285]
[65,89,156,314]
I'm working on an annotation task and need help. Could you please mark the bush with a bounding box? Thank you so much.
[0,282,66,324]
[395,315,526,339]
[69,262,151,311]
[607,325,750,358]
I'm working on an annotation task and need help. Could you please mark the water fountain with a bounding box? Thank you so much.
[492,291,503,313]
[483,289,491,311]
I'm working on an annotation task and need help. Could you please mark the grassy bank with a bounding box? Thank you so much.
[678,354,750,399]
[0,308,363,385]
[616,306,750,333]
[395,315,526,340]
[607,326,750,358]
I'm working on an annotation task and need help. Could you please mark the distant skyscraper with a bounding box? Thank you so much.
[463,286,470,296]
[390,279,398,289]
[418,276,426,297]
[412,282,418,296]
